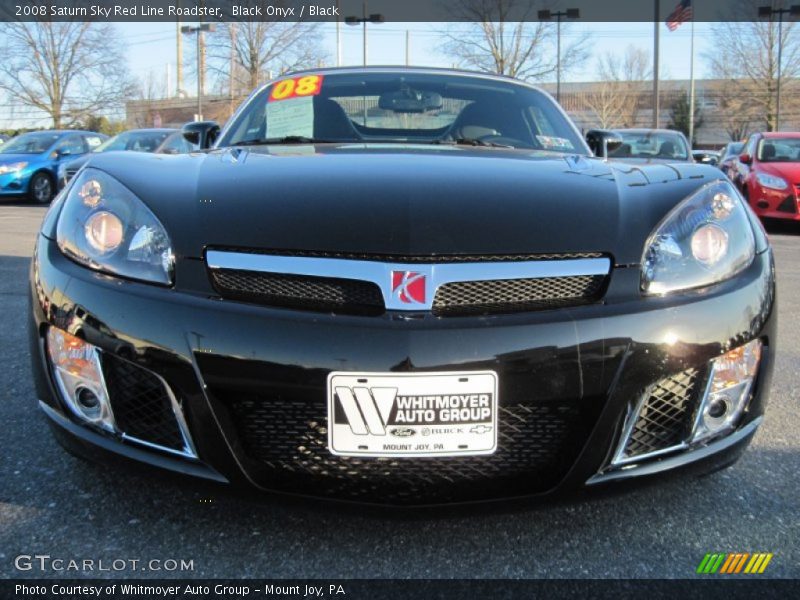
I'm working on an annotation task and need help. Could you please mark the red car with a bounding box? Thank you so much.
[737,132,800,221]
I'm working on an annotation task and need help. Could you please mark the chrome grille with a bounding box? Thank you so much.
[207,250,611,317]
[217,248,605,263]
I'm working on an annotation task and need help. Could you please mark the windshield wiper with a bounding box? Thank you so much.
[431,138,515,149]
[231,136,330,146]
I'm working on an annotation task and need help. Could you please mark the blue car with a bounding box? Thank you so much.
[0,130,107,204]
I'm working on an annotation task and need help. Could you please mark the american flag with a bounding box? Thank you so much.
[666,0,693,31]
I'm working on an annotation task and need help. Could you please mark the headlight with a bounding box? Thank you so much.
[641,180,755,295]
[0,161,27,174]
[755,172,788,190]
[56,168,174,285]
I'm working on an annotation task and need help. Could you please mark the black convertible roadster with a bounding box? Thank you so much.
[30,67,775,505]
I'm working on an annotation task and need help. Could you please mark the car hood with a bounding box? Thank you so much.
[755,161,800,181]
[85,144,722,266]
[0,153,42,164]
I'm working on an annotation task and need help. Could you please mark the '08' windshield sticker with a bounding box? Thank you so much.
[268,74,324,102]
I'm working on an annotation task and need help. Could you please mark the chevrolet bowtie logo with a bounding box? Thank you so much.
[470,425,492,434]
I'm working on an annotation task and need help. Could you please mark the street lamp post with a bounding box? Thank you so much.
[538,8,580,103]
[758,5,800,131]
[345,1,384,66]
[181,23,216,121]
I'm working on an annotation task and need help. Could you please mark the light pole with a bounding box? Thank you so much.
[181,23,215,121]
[538,8,580,103]
[345,1,384,66]
[758,5,800,131]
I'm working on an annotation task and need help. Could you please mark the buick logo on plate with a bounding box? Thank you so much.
[392,271,426,304]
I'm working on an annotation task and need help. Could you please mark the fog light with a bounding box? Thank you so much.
[691,339,762,443]
[46,327,115,432]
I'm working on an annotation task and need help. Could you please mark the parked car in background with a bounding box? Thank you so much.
[692,150,720,166]
[607,129,693,163]
[736,132,800,221]
[0,130,106,203]
[718,142,744,179]
[57,129,197,189]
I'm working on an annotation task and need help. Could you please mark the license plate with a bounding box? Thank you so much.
[327,371,498,457]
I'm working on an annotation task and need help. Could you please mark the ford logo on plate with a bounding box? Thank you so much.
[389,427,417,438]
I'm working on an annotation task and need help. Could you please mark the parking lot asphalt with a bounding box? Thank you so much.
[0,203,797,579]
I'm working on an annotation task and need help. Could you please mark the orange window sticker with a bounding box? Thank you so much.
[268,75,324,102]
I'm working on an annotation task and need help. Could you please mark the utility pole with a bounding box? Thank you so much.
[181,23,215,121]
[538,8,580,103]
[653,0,661,128]
[229,23,236,117]
[336,0,342,66]
[688,19,695,147]
[758,4,800,131]
[405,30,410,66]
[176,19,183,96]
[345,0,384,66]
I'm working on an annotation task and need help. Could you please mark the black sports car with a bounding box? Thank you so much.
[30,68,776,505]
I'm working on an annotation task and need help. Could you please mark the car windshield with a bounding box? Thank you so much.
[757,138,800,162]
[0,132,61,154]
[609,131,689,160]
[94,131,172,153]
[723,142,744,158]
[219,71,586,153]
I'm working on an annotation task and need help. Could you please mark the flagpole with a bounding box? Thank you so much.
[688,15,696,148]
[653,0,661,128]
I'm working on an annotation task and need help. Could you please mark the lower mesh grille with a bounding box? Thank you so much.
[102,354,185,451]
[432,274,607,316]
[620,368,705,461]
[210,269,384,315]
[777,195,797,213]
[216,392,592,504]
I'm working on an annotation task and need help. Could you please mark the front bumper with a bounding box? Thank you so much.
[750,182,800,221]
[0,169,31,195]
[30,235,777,505]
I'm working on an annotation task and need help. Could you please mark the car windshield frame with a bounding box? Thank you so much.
[757,137,800,163]
[216,70,590,155]
[0,132,62,155]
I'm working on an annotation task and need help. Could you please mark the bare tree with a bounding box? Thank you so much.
[204,16,327,96]
[582,46,651,128]
[707,1,800,131]
[716,80,758,140]
[127,71,168,129]
[441,0,589,81]
[0,21,136,128]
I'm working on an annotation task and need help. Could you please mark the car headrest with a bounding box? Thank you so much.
[658,141,675,156]
[762,143,776,159]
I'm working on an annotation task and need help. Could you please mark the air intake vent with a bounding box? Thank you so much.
[613,367,706,465]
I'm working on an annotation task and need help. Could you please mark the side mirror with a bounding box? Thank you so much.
[182,121,220,149]
[585,129,624,158]
[739,153,752,165]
